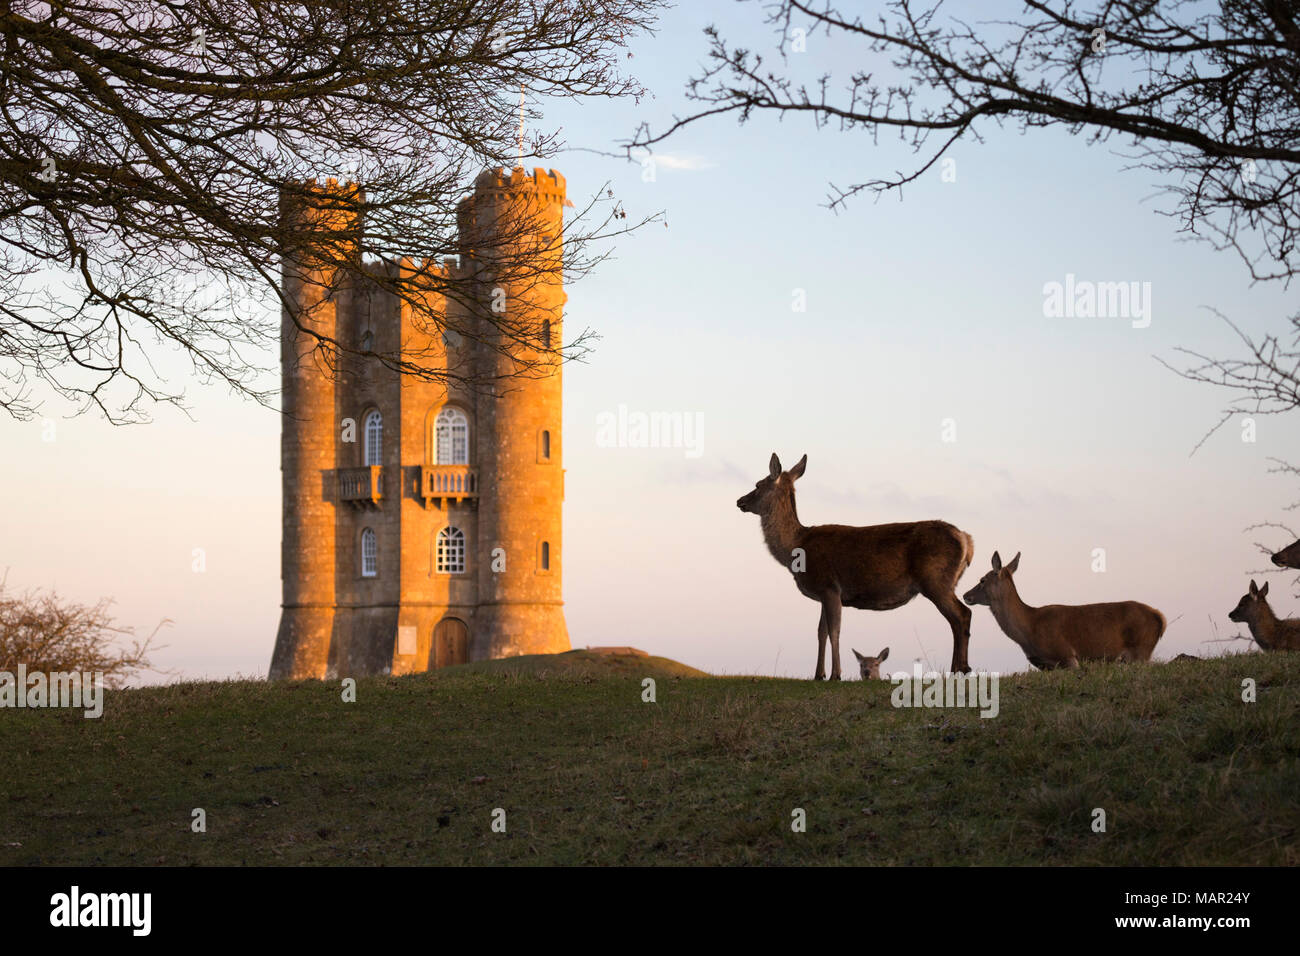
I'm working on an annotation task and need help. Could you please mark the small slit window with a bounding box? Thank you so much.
[437,527,466,574]
[541,319,551,349]
[540,541,550,571]
[540,429,551,461]
[361,528,377,577]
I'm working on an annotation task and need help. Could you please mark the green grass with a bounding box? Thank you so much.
[1,651,1297,865]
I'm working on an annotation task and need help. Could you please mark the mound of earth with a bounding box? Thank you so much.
[432,648,707,679]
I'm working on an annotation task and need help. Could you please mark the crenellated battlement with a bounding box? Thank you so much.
[278,178,364,236]
[394,255,461,279]
[282,177,364,201]
[472,166,566,200]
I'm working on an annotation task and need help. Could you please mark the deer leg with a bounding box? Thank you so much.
[825,592,843,681]
[927,588,973,674]
[814,605,828,680]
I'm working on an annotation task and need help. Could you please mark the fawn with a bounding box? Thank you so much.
[1228,580,1300,651]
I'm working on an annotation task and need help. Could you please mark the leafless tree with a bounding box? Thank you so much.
[629,0,1300,428]
[0,574,166,686]
[0,0,665,422]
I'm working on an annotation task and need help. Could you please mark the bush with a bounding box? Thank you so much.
[0,577,165,688]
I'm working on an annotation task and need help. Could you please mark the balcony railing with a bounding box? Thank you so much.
[338,465,383,507]
[422,464,478,505]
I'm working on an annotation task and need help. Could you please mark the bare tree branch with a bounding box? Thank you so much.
[1,0,667,422]
[631,1,1300,428]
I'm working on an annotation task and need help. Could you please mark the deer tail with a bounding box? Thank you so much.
[956,528,975,577]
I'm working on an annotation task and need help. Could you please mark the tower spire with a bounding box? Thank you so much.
[517,83,525,168]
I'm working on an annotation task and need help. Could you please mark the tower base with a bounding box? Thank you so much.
[269,607,334,680]
[473,603,570,660]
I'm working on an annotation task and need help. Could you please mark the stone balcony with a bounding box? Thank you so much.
[338,465,383,507]
[422,464,478,506]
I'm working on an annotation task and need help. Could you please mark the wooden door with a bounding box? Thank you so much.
[433,617,469,668]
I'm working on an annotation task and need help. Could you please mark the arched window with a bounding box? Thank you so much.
[540,541,551,572]
[541,319,552,349]
[364,410,382,466]
[361,528,378,577]
[435,407,469,464]
[436,527,466,574]
[540,429,551,461]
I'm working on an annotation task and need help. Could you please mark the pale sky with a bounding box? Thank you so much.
[4,3,1298,682]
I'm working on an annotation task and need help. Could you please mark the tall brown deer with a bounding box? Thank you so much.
[736,453,975,679]
[1228,580,1300,651]
[962,551,1165,668]
[1271,539,1300,570]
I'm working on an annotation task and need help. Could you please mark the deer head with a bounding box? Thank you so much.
[963,550,1021,606]
[1229,579,1269,624]
[852,646,889,679]
[736,452,807,515]
[1272,539,1300,570]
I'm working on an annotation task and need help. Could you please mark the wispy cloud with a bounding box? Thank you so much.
[649,152,717,172]
[659,458,749,485]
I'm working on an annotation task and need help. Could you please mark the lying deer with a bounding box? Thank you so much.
[1271,539,1300,570]
[853,647,889,679]
[736,453,975,679]
[1228,580,1300,651]
[962,551,1165,668]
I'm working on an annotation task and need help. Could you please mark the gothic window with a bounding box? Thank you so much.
[361,528,378,577]
[364,409,382,466]
[435,407,469,464]
[437,527,466,574]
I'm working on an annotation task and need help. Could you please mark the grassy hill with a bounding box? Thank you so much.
[1,651,1297,865]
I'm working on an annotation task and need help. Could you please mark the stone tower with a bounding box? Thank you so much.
[465,167,569,660]
[269,168,571,680]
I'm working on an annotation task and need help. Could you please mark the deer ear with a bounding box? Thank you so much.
[1260,581,1270,597]
[852,648,865,662]
[769,453,782,477]
[1006,552,1021,574]
[878,647,889,662]
[1250,579,1258,595]
[788,454,807,480]
[991,551,1002,570]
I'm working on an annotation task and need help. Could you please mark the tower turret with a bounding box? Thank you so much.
[464,167,571,658]
[269,179,361,680]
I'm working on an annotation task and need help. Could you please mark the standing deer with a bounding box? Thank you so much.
[853,647,890,679]
[736,453,975,679]
[962,551,1165,668]
[1271,539,1300,570]
[1228,580,1300,651]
